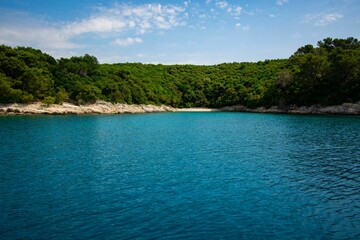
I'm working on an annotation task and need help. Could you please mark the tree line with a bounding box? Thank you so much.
[0,37,359,108]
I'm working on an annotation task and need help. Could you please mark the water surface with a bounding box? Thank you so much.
[0,113,359,239]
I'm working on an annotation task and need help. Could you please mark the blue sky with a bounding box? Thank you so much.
[0,0,359,64]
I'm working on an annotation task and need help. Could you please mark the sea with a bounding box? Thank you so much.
[0,112,359,239]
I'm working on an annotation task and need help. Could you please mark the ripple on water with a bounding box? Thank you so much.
[0,113,359,239]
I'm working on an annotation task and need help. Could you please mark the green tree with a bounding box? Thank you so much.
[54,88,69,103]
[74,84,101,104]
[0,73,23,103]
[289,51,330,105]
[20,68,54,100]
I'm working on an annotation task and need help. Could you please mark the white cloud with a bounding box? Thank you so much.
[216,1,229,9]
[0,27,79,50]
[305,12,343,26]
[70,4,186,35]
[276,0,289,6]
[0,3,186,50]
[234,7,242,15]
[113,37,143,46]
[0,12,79,50]
[214,1,242,18]
[199,14,207,19]
[315,13,343,26]
[235,23,250,30]
[63,16,128,36]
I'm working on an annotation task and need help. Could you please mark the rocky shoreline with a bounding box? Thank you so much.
[0,101,359,116]
[0,101,176,115]
[221,102,360,115]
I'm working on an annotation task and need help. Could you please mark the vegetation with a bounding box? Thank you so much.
[1,37,359,108]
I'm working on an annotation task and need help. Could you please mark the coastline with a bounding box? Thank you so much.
[221,102,360,115]
[0,101,176,115]
[176,108,219,112]
[0,101,359,116]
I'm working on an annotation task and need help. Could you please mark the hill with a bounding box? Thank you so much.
[1,37,359,108]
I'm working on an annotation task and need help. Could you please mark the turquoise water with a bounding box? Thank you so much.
[0,112,359,239]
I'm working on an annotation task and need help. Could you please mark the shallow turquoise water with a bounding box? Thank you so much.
[0,112,359,239]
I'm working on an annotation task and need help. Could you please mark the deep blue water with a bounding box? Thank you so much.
[0,112,359,239]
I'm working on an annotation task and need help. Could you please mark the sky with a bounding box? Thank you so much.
[0,0,359,64]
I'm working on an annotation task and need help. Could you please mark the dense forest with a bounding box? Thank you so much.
[0,37,359,108]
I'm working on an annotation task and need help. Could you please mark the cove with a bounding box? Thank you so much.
[0,112,359,239]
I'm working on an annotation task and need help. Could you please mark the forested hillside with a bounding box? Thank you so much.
[1,37,359,108]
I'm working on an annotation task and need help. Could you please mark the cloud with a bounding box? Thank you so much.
[0,3,186,50]
[216,1,229,9]
[315,13,343,26]
[276,0,289,6]
[305,12,343,26]
[67,3,186,35]
[269,14,276,18]
[234,7,243,15]
[227,6,242,16]
[235,23,250,30]
[0,12,79,50]
[215,1,242,17]
[62,16,128,36]
[113,37,143,46]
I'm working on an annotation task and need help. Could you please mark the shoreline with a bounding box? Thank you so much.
[176,108,220,112]
[220,102,360,115]
[0,101,176,115]
[0,101,359,116]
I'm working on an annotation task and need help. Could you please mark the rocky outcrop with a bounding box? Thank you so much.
[221,102,360,115]
[0,101,176,115]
